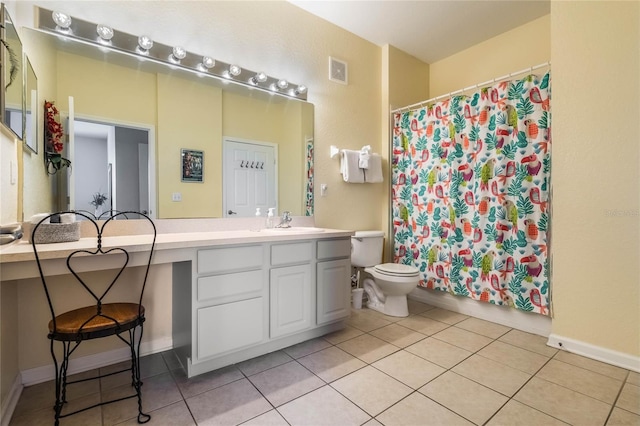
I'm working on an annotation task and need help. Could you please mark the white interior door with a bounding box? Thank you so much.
[223,138,277,217]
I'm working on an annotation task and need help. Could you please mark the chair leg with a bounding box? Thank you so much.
[51,340,71,426]
[129,326,150,424]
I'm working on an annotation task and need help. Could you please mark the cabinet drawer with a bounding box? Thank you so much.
[271,242,312,266]
[197,270,263,302]
[197,297,264,359]
[198,245,263,274]
[317,238,351,260]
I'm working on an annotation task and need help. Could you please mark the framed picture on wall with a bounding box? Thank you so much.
[181,149,203,183]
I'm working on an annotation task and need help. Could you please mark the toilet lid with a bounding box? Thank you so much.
[374,263,419,276]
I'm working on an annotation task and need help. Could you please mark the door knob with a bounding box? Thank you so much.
[227,210,238,215]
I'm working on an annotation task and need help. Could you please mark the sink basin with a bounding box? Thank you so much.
[261,227,325,234]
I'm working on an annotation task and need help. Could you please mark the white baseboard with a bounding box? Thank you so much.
[1,374,22,426]
[20,337,172,387]
[548,334,640,373]
[409,287,552,337]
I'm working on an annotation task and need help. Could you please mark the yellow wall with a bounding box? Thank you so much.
[429,15,551,98]
[550,1,639,356]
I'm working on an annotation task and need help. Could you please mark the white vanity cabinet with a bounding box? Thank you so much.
[174,235,352,377]
[317,239,352,325]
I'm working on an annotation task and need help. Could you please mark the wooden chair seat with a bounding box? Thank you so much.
[49,303,145,340]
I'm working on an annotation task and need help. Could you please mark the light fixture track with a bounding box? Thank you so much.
[36,7,308,101]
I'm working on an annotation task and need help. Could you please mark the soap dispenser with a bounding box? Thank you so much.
[266,208,276,228]
[252,207,262,232]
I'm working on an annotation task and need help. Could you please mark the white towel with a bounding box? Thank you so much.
[60,213,76,224]
[30,213,50,224]
[340,150,365,183]
[364,154,383,183]
[359,145,371,168]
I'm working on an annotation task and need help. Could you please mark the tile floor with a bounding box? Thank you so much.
[9,300,640,426]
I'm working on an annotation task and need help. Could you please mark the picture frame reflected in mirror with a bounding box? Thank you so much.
[181,149,203,183]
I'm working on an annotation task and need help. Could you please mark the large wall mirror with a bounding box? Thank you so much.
[23,27,314,219]
[1,3,24,140]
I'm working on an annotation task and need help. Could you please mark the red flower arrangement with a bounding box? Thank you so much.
[45,100,64,153]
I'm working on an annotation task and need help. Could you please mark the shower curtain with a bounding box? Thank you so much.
[392,72,551,315]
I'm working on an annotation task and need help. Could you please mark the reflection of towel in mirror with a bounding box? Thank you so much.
[340,150,365,183]
[364,154,383,183]
[359,145,371,168]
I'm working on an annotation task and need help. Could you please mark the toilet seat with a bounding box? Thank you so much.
[373,263,419,277]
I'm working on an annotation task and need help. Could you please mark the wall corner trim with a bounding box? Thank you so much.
[1,373,23,426]
[547,334,640,373]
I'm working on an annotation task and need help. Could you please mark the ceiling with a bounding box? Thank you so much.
[288,1,550,64]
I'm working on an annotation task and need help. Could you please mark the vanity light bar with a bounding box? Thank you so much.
[35,7,308,101]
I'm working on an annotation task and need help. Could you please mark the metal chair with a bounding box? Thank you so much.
[31,210,156,425]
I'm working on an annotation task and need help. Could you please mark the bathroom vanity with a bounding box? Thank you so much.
[0,222,353,379]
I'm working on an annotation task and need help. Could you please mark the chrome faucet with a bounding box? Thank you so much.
[276,211,292,228]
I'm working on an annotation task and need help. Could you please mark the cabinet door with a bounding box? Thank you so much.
[270,265,311,338]
[197,297,264,360]
[317,259,351,325]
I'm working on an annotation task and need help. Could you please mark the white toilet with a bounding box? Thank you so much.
[351,231,420,317]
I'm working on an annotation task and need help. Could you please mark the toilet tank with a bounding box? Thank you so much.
[351,231,385,267]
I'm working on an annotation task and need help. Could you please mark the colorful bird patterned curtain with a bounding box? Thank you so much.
[391,72,551,315]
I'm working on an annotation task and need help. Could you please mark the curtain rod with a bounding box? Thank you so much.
[391,61,550,114]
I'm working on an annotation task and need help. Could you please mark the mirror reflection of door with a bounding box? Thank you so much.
[223,138,277,217]
[73,119,153,217]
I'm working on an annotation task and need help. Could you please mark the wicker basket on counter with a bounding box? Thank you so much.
[32,222,81,244]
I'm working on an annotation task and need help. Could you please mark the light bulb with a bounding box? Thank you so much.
[52,11,72,29]
[96,24,114,41]
[250,72,268,85]
[138,35,153,51]
[295,85,307,94]
[172,46,186,61]
[202,56,215,69]
[229,65,241,76]
[277,79,289,90]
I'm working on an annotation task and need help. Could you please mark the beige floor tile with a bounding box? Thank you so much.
[498,329,558,357]
[242,409,289,425]
[10,394,102,426]
[553,351,628,380]
[432,326,493,352]
[607,407,640,425]
[405,337,473,369]
[236,350,293,376]
[322,325,365,344]
[115,401,196,425]
[407,299,435,315]
[369,323,427,348]
[514,377,611,426]
[486,400,568,426]
[277,385,370,426]
[332,366,412,416]
[455,317,511,339]
[616,383,640,415]
[627,371,640,386]
[363,419,384,426]
[536,359,624,404]
[453,354,531,397]
[161,350,184,371]
[283,337,332,359]
[297,346,366,383]
[11,369,100,419]
[419,307,469,324]
[419,371,508,425]
[171,364,243,399]
[478,340,551,374]
[347,313,392,332]
[397,315,451,335]
[376,392,474,426]
[248,361,324,407]
[357,307,404,322]
[372,350,445,389]
[337,334,399,364]
[186,378,271,425]
[102,372,182,425]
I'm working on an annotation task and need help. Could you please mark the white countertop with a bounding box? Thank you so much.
[0,227,354,264]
